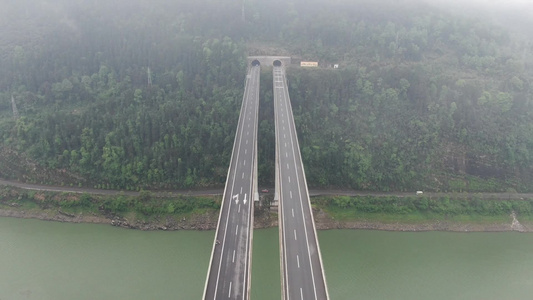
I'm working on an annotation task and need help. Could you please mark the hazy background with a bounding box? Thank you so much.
[427,0,533,38]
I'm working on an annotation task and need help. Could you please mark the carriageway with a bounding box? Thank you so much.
[203,59,329,299]
[203,65,260,300]
[273,64,329,300]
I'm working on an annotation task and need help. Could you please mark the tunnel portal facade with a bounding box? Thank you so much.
[247,56,291,67]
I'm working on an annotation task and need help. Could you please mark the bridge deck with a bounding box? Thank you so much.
[273,66,329,300]
[203,66,260,300]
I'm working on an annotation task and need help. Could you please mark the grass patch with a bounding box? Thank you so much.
[0,186,221,220]
[314,195,532,224]
[517,215,533,222]
[324,207,512,224]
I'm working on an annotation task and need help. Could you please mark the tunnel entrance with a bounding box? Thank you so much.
[251,60,260,66]
[273,60,282,67]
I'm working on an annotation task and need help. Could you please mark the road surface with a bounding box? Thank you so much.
[203,65,260,300]
[273,66,329,300]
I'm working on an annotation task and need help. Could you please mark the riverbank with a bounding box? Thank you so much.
[1,185,532,232]
[2,205,532,232]
[312,195,533,232]
[0,203,275,231]
[313,208,533,232]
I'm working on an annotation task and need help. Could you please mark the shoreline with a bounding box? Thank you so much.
[312,207,533,233]
[1,182,531,232]
[1,206,531,233]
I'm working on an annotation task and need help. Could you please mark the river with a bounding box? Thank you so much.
[1,217,532,300]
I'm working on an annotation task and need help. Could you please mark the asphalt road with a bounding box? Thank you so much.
[273,66,329,300]
[2,180,530,201]
[203,66,260,300]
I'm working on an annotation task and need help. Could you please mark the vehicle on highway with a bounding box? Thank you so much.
[261,189,269,193]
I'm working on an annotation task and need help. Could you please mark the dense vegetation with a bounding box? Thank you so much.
[288,64,532,192]
[1,0,248,189]
[0,0,531,192]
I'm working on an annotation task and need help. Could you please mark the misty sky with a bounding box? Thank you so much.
[424,0,533,37]
[428,0,533,15]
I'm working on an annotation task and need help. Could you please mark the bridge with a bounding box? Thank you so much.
[203,58,329,299]
[203,65,260,300]
[273,64,329,299]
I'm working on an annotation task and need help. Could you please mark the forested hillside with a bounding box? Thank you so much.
[0,0,531,192]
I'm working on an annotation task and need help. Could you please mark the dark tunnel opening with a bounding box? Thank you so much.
[273,60,282,67]
[251,60,260,66]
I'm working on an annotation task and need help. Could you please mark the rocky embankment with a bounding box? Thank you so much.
[0,203,279,231]
[0,207,219,231]
[1,205,531,232]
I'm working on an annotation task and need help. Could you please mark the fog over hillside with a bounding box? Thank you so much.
[426,0,533,37]
[0,0,531,192]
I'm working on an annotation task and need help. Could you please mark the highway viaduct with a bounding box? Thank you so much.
[203,57,329,299]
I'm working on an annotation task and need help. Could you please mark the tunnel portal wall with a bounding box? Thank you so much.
[247,56,291,67]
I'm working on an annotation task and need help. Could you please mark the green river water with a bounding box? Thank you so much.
[1,217,532,300]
